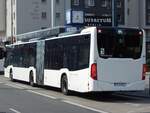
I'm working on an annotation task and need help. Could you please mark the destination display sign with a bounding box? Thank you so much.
[84,16,112,26]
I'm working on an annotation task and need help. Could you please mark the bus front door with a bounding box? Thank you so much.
[36,41,45,85]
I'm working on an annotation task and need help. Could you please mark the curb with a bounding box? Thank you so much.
[117,90,150,98]
[118,93,150,98]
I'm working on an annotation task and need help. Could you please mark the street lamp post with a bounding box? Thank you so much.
[51,0,54,28]
[11,0,13,43]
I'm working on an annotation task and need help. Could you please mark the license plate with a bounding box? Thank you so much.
[114,83,127,87]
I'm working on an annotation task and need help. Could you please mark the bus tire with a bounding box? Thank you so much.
[29,71,35,87]
[61,75,70,95]
[10,69,14,82]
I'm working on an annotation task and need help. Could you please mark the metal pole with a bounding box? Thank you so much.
[11,0,13,43]
[112,0,117,27]
[51,0,54,28]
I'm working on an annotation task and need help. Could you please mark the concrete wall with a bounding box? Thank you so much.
[6,0,51,37]
[0,0,6,41]
[125,0,139,27]
[16,0,51,34]
[0,0,5,31]
[52,0,70,27]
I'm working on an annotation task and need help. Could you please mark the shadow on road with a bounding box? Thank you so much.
[5,79,150,104]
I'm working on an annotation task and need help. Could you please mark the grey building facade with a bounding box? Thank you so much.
[50,0,125,27]
[70,0,125,25]
[6,0,51,38]
[67,0,150,60]
[4,0,150,62]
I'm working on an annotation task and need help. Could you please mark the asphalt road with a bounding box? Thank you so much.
[0,82,100,113]
[0,75,150,113]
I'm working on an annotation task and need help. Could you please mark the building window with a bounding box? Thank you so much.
[41,27,47,29]
[56,12,60,18]
[146,0,150,25]
[116,0,125,25]
[127,8,130,16]
[85,0,95,7]
[56,0,60,4]
[55,12,61,26]
[88,0,95,6]
[73,0,79,6]
[117,14,122,23]
[147,13,150,24]
[101,0,111,9]
[101,0,106,7]
[147,0,150,9]
[41,0,47,3]
[116,0,122,8]
[102,14,111,17]
[41,12,47,19]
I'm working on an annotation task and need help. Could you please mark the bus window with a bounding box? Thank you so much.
[97,29,142,59]
[0,47,6,59]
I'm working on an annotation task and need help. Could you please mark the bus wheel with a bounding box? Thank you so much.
[61,75,70,95]
[29,71,35,87]
[10,69,14,82]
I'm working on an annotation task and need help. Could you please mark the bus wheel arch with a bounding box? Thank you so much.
[29,70,35,87]
[61,74,70,95]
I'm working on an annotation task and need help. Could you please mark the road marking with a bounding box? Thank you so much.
[28,90,109,113]
[27,90,57,99]
[5,82,109,113]
[63,100,109,113]
[5,83,57,99]
[9,108,21,113]
[124,103,141,107]
[27,90,109,113]
[5,83,33,89]
[5,83,23,89]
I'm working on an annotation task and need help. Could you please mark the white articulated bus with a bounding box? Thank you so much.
[4,27,146,95]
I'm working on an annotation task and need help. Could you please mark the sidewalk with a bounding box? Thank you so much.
[120,74,150,98]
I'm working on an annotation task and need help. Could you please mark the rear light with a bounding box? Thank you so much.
[98,29,102,33]
[139,31,143,36]
[142,64,147,80]
[91,63,97,80]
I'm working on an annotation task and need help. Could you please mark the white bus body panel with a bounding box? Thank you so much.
[0,59,4,72]
[44,68,90,92]
[4,66,12,78]
[94,58,145,91]
[4,66,36,83]
[12,67,30,82]
[68,69,89,92]
[44,69,61,88]
[88,28,146,92]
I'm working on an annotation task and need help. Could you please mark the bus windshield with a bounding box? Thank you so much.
[97,28,143,59]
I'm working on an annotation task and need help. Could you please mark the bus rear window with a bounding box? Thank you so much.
[97,29,143,59]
